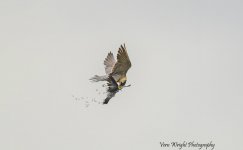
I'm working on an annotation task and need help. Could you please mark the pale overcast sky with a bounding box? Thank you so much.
[0,0,242,150]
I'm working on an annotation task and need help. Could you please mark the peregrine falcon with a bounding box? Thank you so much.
[90,44,132,104]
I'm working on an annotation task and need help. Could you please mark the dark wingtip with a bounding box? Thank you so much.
[103,100,109,104]
[120,43,126,51]
[103,97,111,104]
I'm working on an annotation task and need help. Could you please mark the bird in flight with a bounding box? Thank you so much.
[90,44,132,104]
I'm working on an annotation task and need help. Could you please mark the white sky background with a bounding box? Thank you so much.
[0,0,243,149]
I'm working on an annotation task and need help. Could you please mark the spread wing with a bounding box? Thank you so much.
[111,44,132,76]
[104,52,116,75]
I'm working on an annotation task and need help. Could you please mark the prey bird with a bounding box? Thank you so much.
[90,44,132,104]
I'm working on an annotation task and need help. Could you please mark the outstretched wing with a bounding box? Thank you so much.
[104,52,116,75]
[111,44,132,76]
[103,76,119,104]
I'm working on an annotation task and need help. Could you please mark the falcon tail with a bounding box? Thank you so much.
[89,75,108,82]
